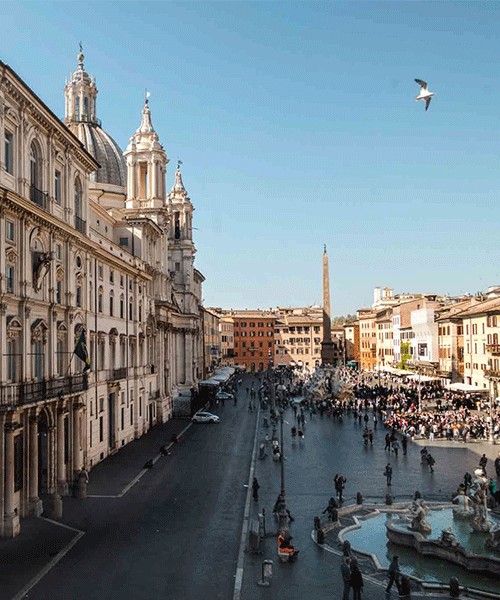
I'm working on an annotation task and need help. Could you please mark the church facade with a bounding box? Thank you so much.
[0,51,204,537]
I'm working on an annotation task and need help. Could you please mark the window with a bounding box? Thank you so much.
[6,220,14,241]
[76,285,82,308]
[99,416,104,442]
[4,131,13,174]
[98,288,103,313]
[55,244,62,260]
[54,170,62,205]
[120,275,124,287]
[110,269,114,284]
[57,339,64,375]
[98,264,103,279]
[75,97,80,120]
[6,265,14,293]
[175,262,181,271]
[7,338,17,381]
[119,237,129,247]
[56,281,62,304]
[120,296,124,318]
[30,142,41,190]
[110,293,114,317]
[76,256,82,269]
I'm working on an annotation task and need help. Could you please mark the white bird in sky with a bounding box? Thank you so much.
[415,79,435,111]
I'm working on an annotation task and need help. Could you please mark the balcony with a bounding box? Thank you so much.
[111,367,127,381]
[75,215,86,234]
[486,344,500,355]
[484,369,500,380]
[29,185,48,211]
[0,373,88,407]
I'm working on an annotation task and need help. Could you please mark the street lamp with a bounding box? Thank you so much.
[279,406,285,498]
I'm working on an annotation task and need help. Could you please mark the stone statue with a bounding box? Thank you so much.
[452,489,474,519]
[409,498,432,535]
[485,527,500,552]
[440,527,460,549]
[469,469,494,533]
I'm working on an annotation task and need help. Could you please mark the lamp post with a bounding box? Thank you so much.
[268,349,277,441]
[279,406,285,498]
[417,364,422,413]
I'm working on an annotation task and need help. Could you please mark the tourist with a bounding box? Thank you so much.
[401,433,408,455]
[252,477,260,501]
[385,463,393,486]
[340,557,351,600]
[391,439,400,458]
[399,574,412,599]
[335,474,347,502]
[479,453,488,475]
[426,453,436,473]
[350,558,364,600]
[386,555,401,593]
[385,433,391,451]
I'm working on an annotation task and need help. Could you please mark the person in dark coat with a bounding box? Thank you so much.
[340,557,351,600]
[252,477,260,501]
[350,559,364,600]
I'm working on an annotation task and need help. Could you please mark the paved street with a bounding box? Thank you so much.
[1,374,499,600]
[241,401,500,600]
[1,378,258,600]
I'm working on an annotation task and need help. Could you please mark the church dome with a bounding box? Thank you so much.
[64,47,126,189]
[71,122,126,188]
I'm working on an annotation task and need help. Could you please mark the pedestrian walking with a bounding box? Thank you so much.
[340,557,351,600]
[391,439,400,458]
[426,453,436,473]
[386,555,401,593]
[384,463,393,486]
[479,453,488,475]
[495,452,500,477]
[401,434,408,456]
[385,433,391,451]
[334,474,347,502]
[350,559,364,600]
[252,477,260,501]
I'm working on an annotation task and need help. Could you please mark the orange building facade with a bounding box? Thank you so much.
[231,311,276,372]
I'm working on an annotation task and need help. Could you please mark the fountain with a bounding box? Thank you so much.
[335,495,500,595]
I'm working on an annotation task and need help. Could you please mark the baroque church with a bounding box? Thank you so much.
[0,49,204,537]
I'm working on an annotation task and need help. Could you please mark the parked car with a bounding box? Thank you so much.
[215,390,234,401]
[192,411,220,424]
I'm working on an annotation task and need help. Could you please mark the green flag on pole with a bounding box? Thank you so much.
[74,329,91,373]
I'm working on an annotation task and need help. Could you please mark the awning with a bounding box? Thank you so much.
[445,382,489,393]
[406,374,440,382]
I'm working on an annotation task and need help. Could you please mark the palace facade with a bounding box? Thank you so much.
[0,51,204,537]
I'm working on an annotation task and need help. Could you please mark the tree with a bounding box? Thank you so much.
[400,341,411,369]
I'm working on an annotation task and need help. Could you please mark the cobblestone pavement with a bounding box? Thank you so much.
[241,404,500,600]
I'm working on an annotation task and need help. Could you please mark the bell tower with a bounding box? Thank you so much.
[124,95,168,209]
[64,44,98,126]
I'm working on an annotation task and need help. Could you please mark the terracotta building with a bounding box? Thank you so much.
[230,311,275,372]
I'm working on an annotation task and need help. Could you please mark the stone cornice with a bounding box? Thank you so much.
[1,187,152,281]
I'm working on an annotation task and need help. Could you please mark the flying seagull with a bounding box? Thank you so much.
[415,79,435,111]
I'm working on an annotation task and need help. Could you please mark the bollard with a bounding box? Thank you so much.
[257,559,273,586]
[449,577,460,598]
[356,492,363,505]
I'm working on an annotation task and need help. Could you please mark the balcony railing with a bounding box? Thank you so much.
[0,373,88,407]
[111,367,127,381]
[486,344,500,355]
[75,215,86,234]
[484,369,500,379]
[29,185,48,210]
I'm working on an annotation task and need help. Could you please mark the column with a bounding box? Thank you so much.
[0,415,5,537]
[47,423,62,519]
[72,403,81,479]
[185,331,193,385]
[28,416,42,516]
[4,424,20,537]
[57,409,68,495]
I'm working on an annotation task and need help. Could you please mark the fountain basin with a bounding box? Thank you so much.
[338,504,500,595]
[386,512,500,576]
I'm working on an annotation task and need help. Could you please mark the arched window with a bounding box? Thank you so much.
[74,178,82,218]
[30,141,42,200]
[75,97,80,120]
[98,286,103,313]
[110,291,114,317]
[83,97,89,120]
[120,295,124,319]
[138,301,142,322]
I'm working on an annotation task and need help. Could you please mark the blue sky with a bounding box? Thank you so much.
[2,1,500,314]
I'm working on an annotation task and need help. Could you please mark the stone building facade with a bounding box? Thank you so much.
[0,52,204,537]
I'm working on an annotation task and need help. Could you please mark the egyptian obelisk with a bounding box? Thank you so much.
[321,245,335,365]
